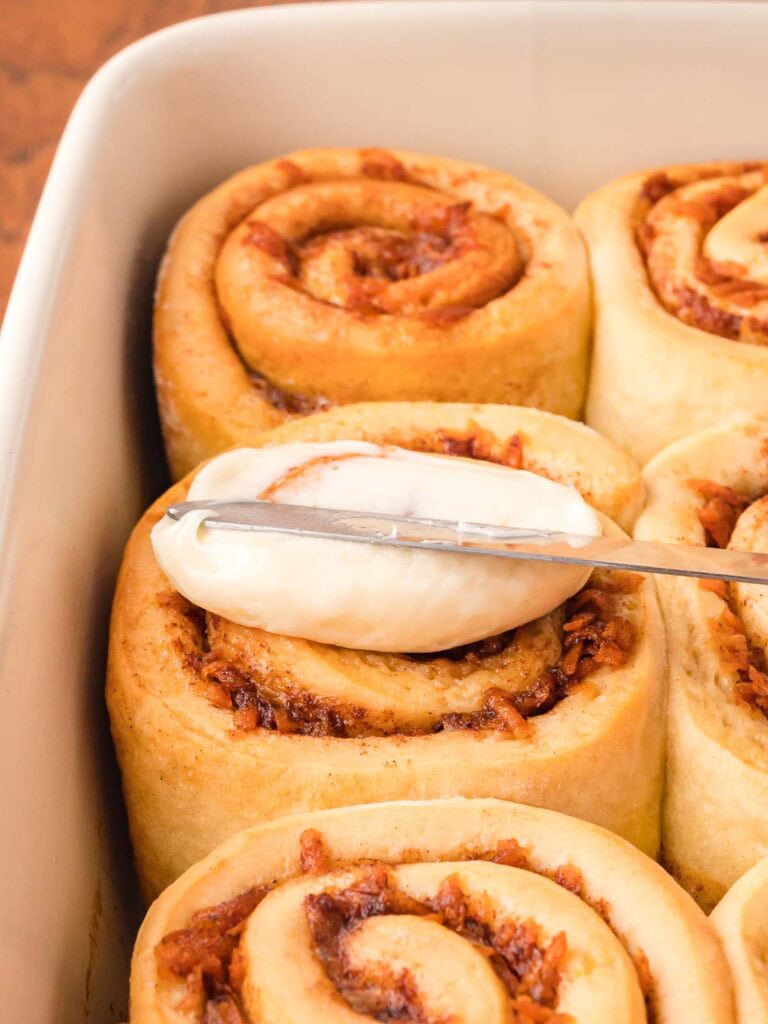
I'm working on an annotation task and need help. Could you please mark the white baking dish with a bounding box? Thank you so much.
[1,1,765,1019]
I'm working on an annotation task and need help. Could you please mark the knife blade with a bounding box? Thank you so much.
[165,499,768,585]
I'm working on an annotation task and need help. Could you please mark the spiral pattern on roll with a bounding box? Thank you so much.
[154,147,590,478]
[196,564,639,739]
[576,162,768,465]
[636,163,768,344]
[635,417,768,909]
[128,800,734,1023]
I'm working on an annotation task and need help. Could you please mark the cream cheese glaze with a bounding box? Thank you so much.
[151,442,601,652]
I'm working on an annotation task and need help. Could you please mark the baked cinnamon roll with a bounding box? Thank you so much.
[108,403,664,899]
[576,162,768,464]
[155,147,590,478]
[129,799,734,1023]
[712,856,768,1024]
[635,416,768,909]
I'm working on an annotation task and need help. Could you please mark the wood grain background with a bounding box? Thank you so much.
[0,0,318,314]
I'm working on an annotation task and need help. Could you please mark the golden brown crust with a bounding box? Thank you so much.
[154,147,590,478]
[576,161,768,465]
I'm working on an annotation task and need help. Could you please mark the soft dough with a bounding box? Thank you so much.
[635,415,768,909]
[712,855,768,1024]
[129,799,735,1024]
[155,147,590,478]
[108,402,665,899]
[576,162,768,465]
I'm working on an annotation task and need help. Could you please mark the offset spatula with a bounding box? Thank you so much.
[165,499,768,586]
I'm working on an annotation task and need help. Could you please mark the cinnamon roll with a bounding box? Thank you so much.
[108,402,664,899]
[154,147,590,479]
[635,416,768,909]
[712,856,768,1024]
[129,798,734,1023]
[576,162,768,464]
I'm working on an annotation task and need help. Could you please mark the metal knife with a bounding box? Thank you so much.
[165,499,768,585]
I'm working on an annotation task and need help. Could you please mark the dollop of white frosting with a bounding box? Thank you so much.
[151,442,601,652]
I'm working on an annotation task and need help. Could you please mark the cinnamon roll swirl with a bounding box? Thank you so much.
[576,162,768,464]
[635,416,768,908]
[154,147,590,478]
[107,403,664,899]
[129,799,734,1023]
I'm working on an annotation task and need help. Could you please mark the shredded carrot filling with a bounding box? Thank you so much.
[689,478,751,548]
[689,479,768,717]
[190,570,639,739]
[155,888,264,1021]
[636,165,768,344]
[435,421,524,468]
[155,830,658,1024]
[305,865,571,1023]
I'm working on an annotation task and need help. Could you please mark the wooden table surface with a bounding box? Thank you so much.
[0,0,313,315]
